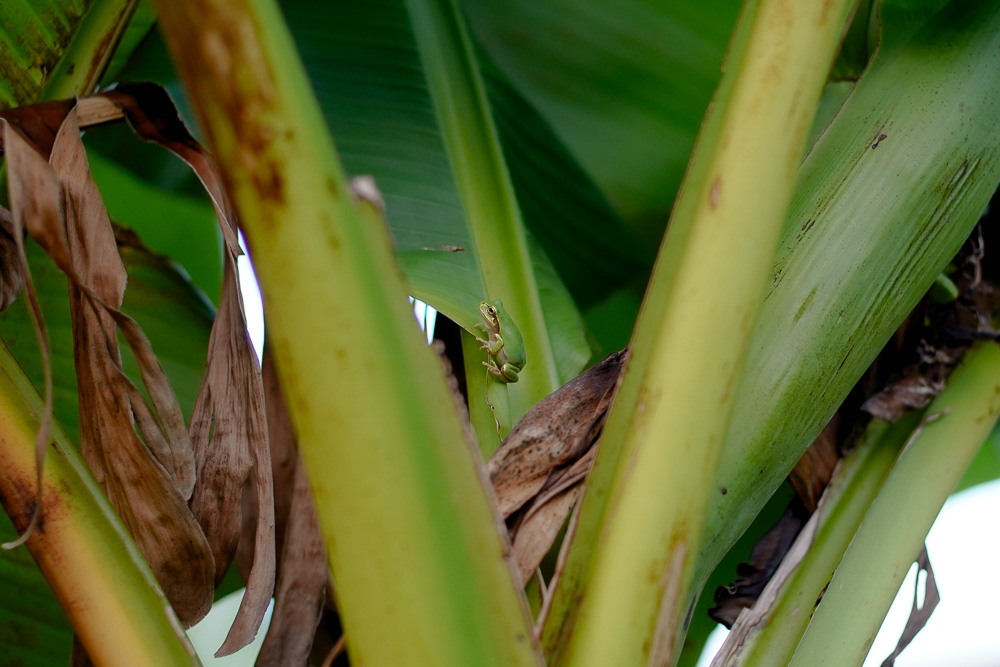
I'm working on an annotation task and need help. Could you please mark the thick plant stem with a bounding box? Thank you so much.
[543,1,857,664]
[152,0,541,665]
[0,341,198,666]
[790,341,1000,666]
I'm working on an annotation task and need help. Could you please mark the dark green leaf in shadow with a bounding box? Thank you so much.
[0,240,79,443]
[99,0,157,87]
[482,59,652,311]
[116,236,214,422]
[462,0,743,240]
[87,149,224,303]
[582,286,643,358]
[956,420,1000,492]
[830,0,875,81]
[0,514,73,666]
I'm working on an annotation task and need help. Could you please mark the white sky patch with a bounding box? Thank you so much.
[697,479,1000,666]
[236,237,437,358]
[236,232,264,359]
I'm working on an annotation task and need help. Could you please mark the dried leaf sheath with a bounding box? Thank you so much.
[252,346,327,665]
[487,349,626,586]
[1,107,198,497]
[189,255,276,656]
[0,208,26,309]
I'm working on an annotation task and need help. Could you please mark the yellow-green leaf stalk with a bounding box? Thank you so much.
[543,1,857,664]
[404,0,560,428]
[711,414,920,666]
[41,0,140,101]
[0,340,198,666]
[151,1,540,665]
[788,341,1000,666]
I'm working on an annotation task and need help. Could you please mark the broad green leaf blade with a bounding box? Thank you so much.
[281,0,483,322]
[151,0,541,664]
[285,0,598,382]
[405,0,562,413]
[482,59,652,312]
[462,0,743,235]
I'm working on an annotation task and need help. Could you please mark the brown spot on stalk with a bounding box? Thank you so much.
[649,538,689,664]
[710,177,722,209]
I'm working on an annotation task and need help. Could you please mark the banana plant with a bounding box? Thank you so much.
[1,0,999,666]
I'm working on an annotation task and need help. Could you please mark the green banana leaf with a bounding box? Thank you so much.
[462,0,743,238]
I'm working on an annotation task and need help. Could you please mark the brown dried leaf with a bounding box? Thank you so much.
[188,262,261,568]
[100,83,240,253]
[0,207,26,310]
[265,346,301,570]
[256,457,327,666]
[708,508,806,628]
[216,411,276,656]
[0,99,76,157]
[236,345,327,666]
[488,349,626,518]
[189,257,275,656]
[510,485,582,588]
[880,547,939,667]
[94,82,275,655]
[507,445,597,586]
[2,86,277,648]
[3,108,216,624]
[788,416,840,513]
[862,375,942,423]
[4,110,198,497]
